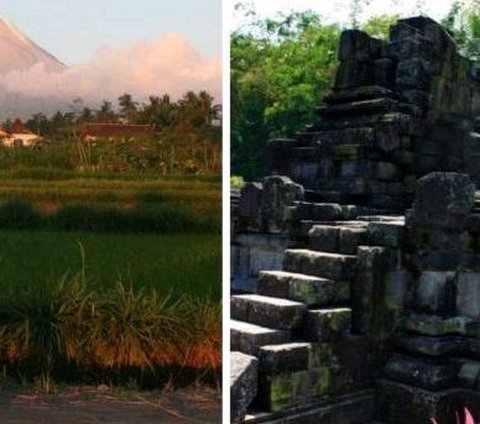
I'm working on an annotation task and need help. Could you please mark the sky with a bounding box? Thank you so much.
[232,0,456,30]
[0,0,221,65]
[0,0,222,113]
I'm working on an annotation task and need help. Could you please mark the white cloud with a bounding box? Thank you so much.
[0,32,221,112]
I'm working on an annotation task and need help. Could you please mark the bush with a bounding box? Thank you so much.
[52,204,219,233]
[0,198,42,229]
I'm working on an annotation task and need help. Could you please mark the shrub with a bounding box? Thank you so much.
[0,198,42,229]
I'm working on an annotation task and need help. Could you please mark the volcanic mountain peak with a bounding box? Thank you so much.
[0,15,31,45]
[0,15,67,74]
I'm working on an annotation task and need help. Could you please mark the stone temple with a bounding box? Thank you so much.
[231,17,480,423]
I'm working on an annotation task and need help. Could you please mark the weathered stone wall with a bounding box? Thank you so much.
[231,16,480,424]
[379,172,480,423]
[265,16,480,210]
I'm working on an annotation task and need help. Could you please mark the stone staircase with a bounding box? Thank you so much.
[231,213,404,420]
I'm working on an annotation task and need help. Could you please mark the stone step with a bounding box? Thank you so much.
[258,342,311,375]
[315,97,402,118]
[394,333,480,360]
[255,346,372,413]
[300,219,368,237]
[393,333,459,357]
[456,359,480,389]
[366,220,405,248]
[314,111,418,132]
[231,294,307,330]
[309,224,367,254]
[308,225,341,253]
[231,351,258,423]
[376,378,480,424]
[256,367,333,412]
[397,313,480,338]
[356,215,405,223]
[283,249,357,280]
[306,307,352,342]
[245,389,376,423]
[257,270,350,306]
[384,353,458,391]
[292,201,343,221]
[324,86,396,104]
[231,319,291,356]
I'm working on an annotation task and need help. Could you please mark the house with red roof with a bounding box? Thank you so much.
[80,123,156,142]
[1,118,40,147]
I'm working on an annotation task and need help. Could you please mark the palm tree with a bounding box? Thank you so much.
[118,93,138,123]
[96,101,117,123]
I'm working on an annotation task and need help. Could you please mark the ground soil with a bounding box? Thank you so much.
[0,383,221,423]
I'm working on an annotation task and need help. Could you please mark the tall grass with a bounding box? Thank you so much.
[0,274,221,385]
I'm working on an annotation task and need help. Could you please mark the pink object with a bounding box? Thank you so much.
[432,408,476,424]
[464,408,475,424]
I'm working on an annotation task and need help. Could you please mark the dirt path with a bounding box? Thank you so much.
[0,384,221,423]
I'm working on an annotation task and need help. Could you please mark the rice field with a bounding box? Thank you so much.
[0,173,221,223]
[0,173,221,234]
[0,172,222,383]
[0,231,221,299]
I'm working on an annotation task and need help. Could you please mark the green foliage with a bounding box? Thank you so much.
[441,1,480,62]
[230,175,245,188]
[0,143,74,170]
[231,10,341,178]
[19,90,221,175]
[361,14,399,39]
[0,137,220,175]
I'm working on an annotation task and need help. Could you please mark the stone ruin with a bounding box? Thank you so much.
[231,17,480,423]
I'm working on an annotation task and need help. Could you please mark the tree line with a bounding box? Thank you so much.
[0,90,222,174]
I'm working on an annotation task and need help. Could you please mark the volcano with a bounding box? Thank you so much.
[0,15,66,74]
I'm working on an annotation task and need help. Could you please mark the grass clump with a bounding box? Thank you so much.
[0,274,221,387]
